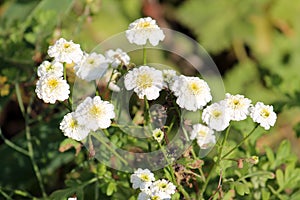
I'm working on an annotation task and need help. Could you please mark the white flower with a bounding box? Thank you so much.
[190,124,216,149]
[35,75,70,104]
[47,38,83,64]
[170,75,212,111]
[130,168,155,190]
[126,17,165,46]
[202,102,231,131]
[224,93,252,121]
[152,128,164,143]
[105,48,130,68]
[162,69,177,88]
[124,66,163,100]
[74,52,109,82]
[250,102,277,130]
[37,60,63,78]
[59,112,90,141]
[150,179,176,199]
[75,96,115,131]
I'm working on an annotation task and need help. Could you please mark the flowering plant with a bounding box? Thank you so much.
[32,16,281,200]
[1,5,300,199]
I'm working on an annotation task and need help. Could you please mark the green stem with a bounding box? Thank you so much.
[190,148,206,182]
[221,124,259,160]
[143,46,147,65]
[15,83,47,198]
[95,80,99,96]
[198,126,231,200]
[0,188,12,200]
[0,128,29,156]
[91,130,128,166]
[144,96,150,126]
[159,143,190,199]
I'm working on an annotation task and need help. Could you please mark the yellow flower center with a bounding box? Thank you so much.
[198,130,207,137]
[232,99,240,106]
[140,174,150,182]
[89,105,103,117]
[151,196,160,200]
[64,43,71,49]
[69,119,78,129]
[88,58,95,65]
[188,82,201,95]
[137,74,153,89]
[158,182,167,189]
[46,64,54,72]
[138,21,151,28]
[212,110,222,118]
[47,79,59,89]
[261,108,270,118]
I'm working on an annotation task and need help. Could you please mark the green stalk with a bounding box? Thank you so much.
[15,83,47,198]
[190,147,206,182]
[143,46,147,65]
[0,128,29,156]
[95,80,99,96]
[159,143,190,199]
[91,130,128,166]
[198,125,231,200]
[221,124,259,160]
[144,96,150,126]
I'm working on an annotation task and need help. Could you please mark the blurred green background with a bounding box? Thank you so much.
[1,0,300,198]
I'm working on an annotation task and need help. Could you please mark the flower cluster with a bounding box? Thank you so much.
[60,96,115,141]
[189,93,277,149]
[35,38,131,140]
[130,168,176,200]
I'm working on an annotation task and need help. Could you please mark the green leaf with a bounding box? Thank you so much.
[234,182,250,196]
[223,189,235,200]
[106,182,117,196]
[262,189,270,200]
[276,169,284,190]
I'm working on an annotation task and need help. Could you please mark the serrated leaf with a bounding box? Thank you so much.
[234,182,250,196]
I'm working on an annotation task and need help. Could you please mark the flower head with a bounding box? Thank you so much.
[124,66,163,100]
[126,17,165,46]
[190,124,216,149]
[170,75,212,111]
[75,96,115,131]
[105,48,130,68]
[60,112,90,141]
[47,38,83,64]
[35,75,70,104]
[250,102,277,130]
[152,128,164,143]
[74,52,109,82]
[37,60,63,78]
[224,93,252,121]
[150,179,176,199]
[130,168,155,190]
[202,102,230,131]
